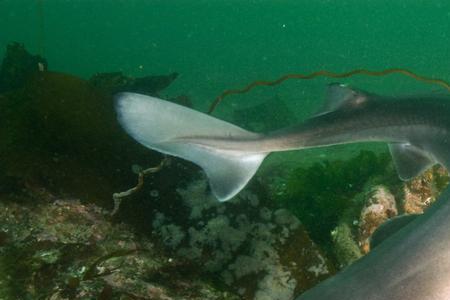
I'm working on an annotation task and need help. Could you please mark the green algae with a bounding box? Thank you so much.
[330,222,362,268]
[279,150,401,254]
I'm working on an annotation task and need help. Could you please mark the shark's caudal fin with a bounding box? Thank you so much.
[115,92,267,201]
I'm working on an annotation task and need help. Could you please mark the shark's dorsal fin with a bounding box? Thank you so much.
[315,83,369,116]
[370,214,420,249]
[389,143,435,180]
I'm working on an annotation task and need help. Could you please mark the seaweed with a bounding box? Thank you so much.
[279,150,397,252]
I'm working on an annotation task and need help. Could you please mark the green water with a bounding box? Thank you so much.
[2,2,450,298]
[2,0,450,116]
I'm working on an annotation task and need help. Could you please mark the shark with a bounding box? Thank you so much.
[115,84,450,299]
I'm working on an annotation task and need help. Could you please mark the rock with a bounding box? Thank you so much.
[330,165,450,267]
[0,70,192,208]
[0,42,47,93]
[152,178,334,300]
[0,193,238,300]
[358,185,397,254]
[331,222,362,268]
[276,150,395,257]
[403,166,449,214]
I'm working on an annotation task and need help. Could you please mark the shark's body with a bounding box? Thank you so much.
[115,84,450,299]
[297,186,450,300]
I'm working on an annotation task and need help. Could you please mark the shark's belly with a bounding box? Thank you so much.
[297,191,450,300]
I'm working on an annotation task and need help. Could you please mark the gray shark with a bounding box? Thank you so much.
[115,84,450,299]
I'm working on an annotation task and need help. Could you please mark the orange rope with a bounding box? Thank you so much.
[208,68,450,114]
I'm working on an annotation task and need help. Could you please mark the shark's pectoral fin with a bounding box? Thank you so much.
[389,143,435,180]
[370,214,420,249]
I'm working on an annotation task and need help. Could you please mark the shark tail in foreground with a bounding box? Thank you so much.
[115,92,267,201]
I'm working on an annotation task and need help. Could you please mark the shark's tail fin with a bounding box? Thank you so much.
[115,92,267,201]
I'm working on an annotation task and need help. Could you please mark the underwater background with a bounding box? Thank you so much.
[1,1,450,299]
[3,1,450,108]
